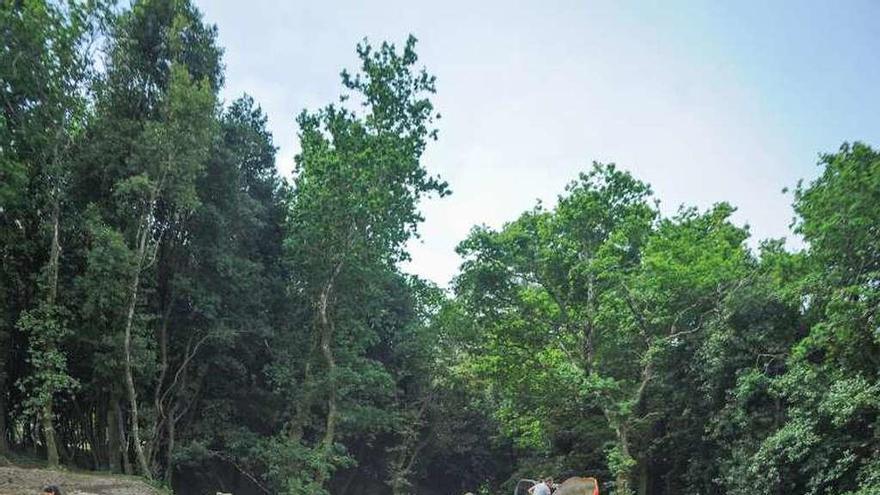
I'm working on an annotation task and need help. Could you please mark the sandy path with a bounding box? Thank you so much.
[0,466,165,495]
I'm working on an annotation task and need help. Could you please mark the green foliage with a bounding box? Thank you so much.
[15,304,78,418]
[726,142,880,495]
[794,142,880,284]
[2,1,879,494]
[265,35,452,493]
[288,35,449,278]
[259,436,354,495]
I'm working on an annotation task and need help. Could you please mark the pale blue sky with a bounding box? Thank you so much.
[197,0,880,286]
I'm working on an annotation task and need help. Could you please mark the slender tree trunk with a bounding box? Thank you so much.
[0,378,9,454]
[86,402,102,468]
[122,222,152,479]
[107,394,121,473]
[391,433,431,495]
[41,400,59,467]
[117,401,133,475]
[42,201,62,467]
[389,392,434,495]
[149,290,173,461]
[155,308,170,412]
[289,328,320,442]
[319,287,337,453]
[45,201,60,310]
[122,435,133,475]
[164,406,175,483]
[319,262,343,454]
[146,308,170,471]
[615,425,633,495]
[315,262,343,489]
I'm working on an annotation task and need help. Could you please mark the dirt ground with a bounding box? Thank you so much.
[0,465,166,495]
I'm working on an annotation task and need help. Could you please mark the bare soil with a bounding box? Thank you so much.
[0,465,166,495]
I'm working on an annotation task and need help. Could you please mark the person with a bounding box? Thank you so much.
[528,477,553,495]
[42,485,62,495]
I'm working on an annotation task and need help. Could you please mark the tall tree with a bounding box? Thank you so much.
[166,94,288,488]
[455,164,656,492]
[0,0,101,465]
[76,0,221,478]
[278,35,448,493]
[111,63,215,478]
[456,165,756,494]
[731,143,880,495]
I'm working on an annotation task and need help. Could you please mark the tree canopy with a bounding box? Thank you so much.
[1,2,878,495]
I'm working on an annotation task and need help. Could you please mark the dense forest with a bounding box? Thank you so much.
[1,1,879,494]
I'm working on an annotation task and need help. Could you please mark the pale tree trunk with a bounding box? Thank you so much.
[146,326,205,483]
[153,307,170,435]
[121,159,174,480]
[42,201,62,467]
[319,281,337,453]
[147,304,171,471]
[319,262,343,452]
[615,425,633,495]
[122,220,152,478]
[316,262,343,488]
[41,400,59,467]
[149,293,208,482]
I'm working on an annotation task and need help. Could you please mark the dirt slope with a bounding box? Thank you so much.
[0,465,166,495]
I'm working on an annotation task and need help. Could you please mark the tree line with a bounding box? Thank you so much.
[1,1,878,495]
